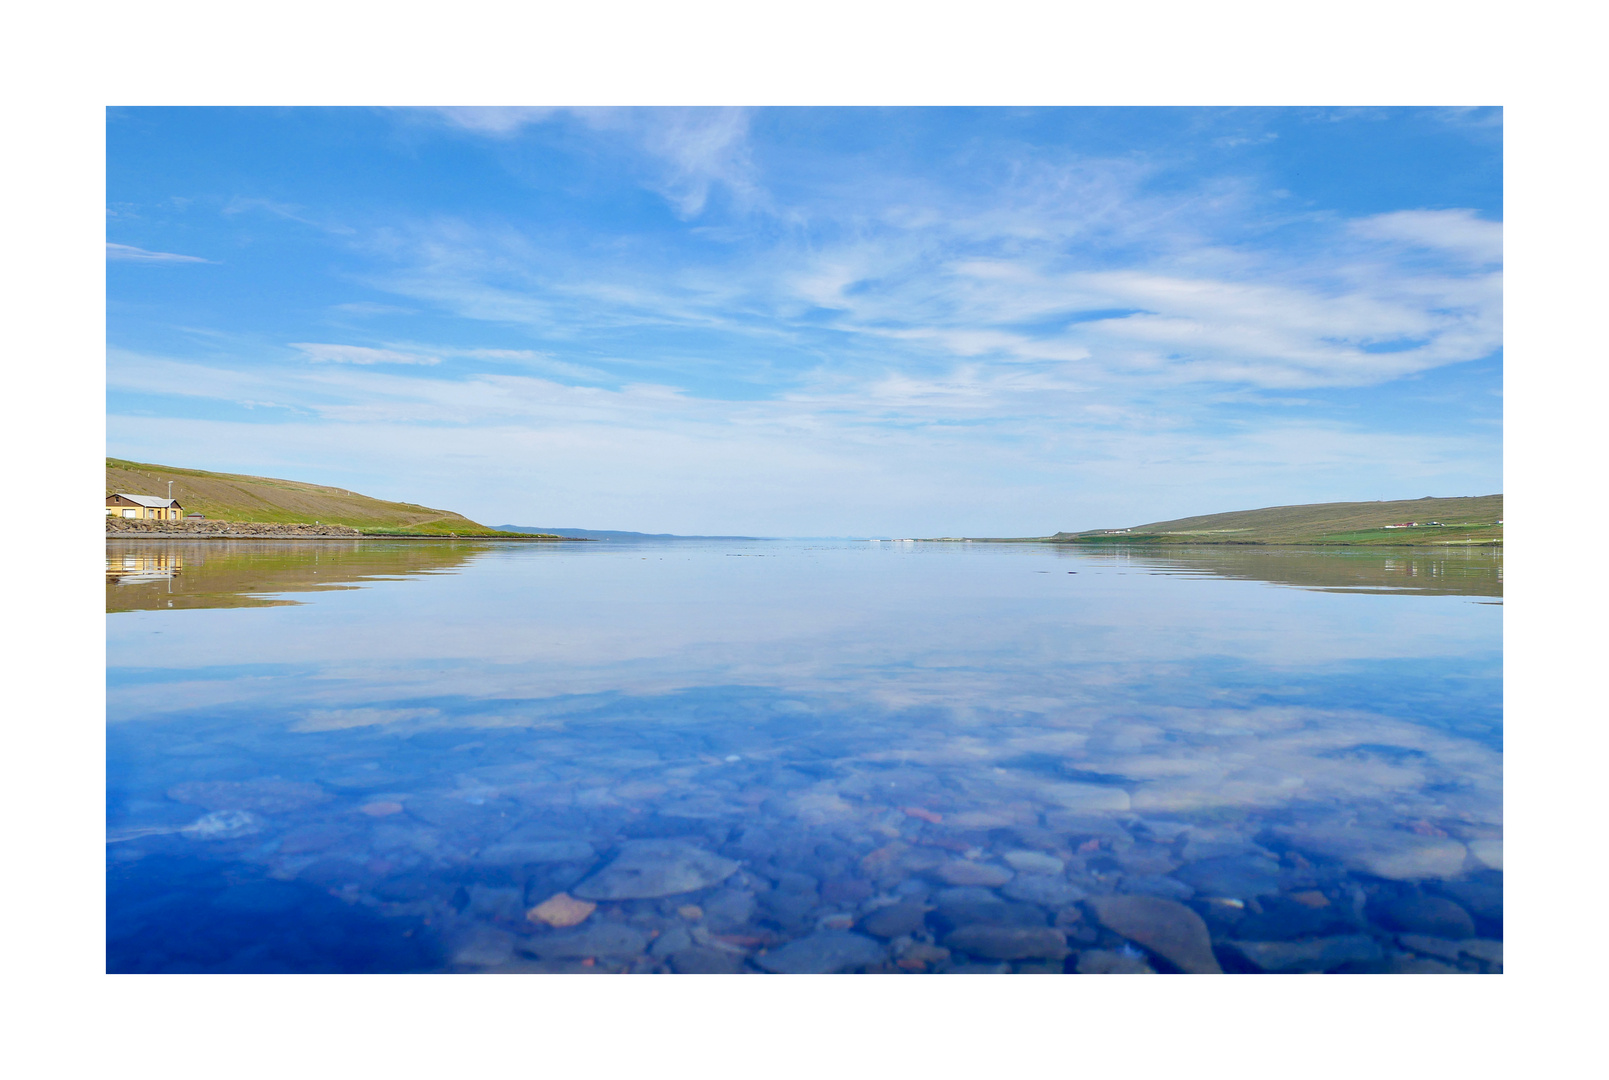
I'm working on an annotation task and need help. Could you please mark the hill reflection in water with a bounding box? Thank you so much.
[106,539,488,612]
[1064,545,1502,598]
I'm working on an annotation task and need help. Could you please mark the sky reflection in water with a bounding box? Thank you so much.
[107,539,1501,974]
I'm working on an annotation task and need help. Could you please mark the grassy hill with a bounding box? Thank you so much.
[106,458,544,537]
[1048,494,1503,546]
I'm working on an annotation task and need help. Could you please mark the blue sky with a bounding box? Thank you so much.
[107,107,1501,535]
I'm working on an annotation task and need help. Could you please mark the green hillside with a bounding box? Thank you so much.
[106,458,546,537]
[1049,494,1502,546]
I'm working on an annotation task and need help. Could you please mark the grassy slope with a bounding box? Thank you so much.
[1050,494,1503,546]
[106,458,543,536]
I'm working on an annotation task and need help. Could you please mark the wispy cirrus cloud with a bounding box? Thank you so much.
[351,174,1499,393]
[223,196,356,235]
[292,342,440,365]
[106,242,211,263]
[432,106,760,218]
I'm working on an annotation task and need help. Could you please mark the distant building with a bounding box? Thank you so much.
[107,493,184,520]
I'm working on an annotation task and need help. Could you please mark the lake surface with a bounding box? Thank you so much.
[106,538,1502,973]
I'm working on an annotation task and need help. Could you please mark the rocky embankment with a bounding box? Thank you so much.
[108,518,364,538]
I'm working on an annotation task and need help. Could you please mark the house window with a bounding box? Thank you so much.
[123,509,137,518]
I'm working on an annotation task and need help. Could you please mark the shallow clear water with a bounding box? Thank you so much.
[106,538,1502,973]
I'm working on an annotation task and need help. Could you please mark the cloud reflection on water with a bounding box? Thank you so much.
[107,539,1501,973]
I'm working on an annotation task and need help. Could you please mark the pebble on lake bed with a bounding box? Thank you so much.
[755,931,886,974]
[572,840,740,900]
[521,923,650,959]
[1076,949,1154,974]
[944,926,1069,961]
[936,861,1013,887]
[1086,895,1222,974]
[1002,850,1065,875]
[359,801,405,817]
[1221,935,1383,973]
[527,892,597,928]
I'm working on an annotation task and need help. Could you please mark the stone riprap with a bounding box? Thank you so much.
[109,518,365,537]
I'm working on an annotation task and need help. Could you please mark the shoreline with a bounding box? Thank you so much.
[107,526,586,541]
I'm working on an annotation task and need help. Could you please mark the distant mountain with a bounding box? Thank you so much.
[495,526,766,541]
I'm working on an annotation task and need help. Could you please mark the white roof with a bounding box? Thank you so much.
[112,492,178,507]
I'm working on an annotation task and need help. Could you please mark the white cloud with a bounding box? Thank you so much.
[222,196,355,235]
[330,301,416,316]
[433,107,557,136]
[1350,208,1502,265]
[291,342,440,365]
[106,242,210,263]
[430,106,759,218]
[107,345,1499,536]
[631,108,758,218]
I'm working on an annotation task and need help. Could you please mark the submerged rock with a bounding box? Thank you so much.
[755,931,886,973]
[936,861,1013,887]
[1233,895,1355,940]
[1375,893,1476,939]
[1002,875,1087,907]
[572,840,739,900]
[1173,855,1281,899]
[1458,938,1503,966]
[1076,949,1154,974]
[476,839,595,865]
[944,925,1068,960]
[1439,874,1503,924]
[1002,850,1065,875]
[1396,934,1463,962]
[670,947,746,973]
[522,922,649,959]
[1086,895,1222,974]
[860,901,929,939]
[1222,935,1383,973]
[650,926,694,957]
[450,926,516,967]
[526,892,596,928]
[703,889,758,933]
[1121,875,1194,901]
[1385,955,1460,974]
[932,889,1046,931]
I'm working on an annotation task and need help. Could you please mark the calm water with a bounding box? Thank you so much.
[106,538,1502,973]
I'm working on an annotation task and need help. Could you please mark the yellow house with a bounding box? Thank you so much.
[107,492,185,520]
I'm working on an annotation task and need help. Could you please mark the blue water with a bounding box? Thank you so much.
[106,539,1502,973]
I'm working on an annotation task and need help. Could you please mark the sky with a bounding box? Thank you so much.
[106,107,1502,536]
